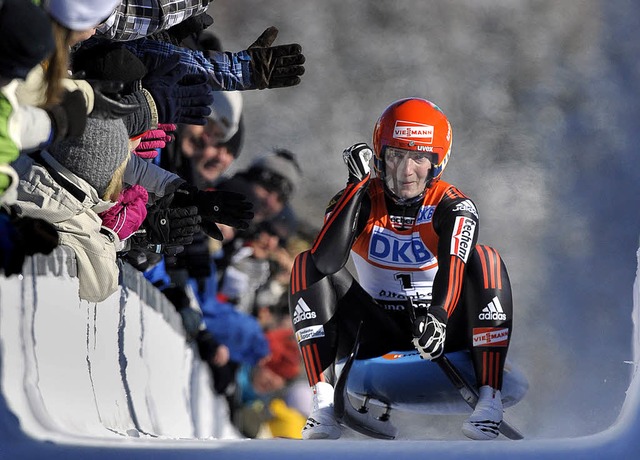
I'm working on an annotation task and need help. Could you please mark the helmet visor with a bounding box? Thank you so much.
[383,147,435,200]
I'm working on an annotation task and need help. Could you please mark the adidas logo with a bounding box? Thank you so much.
[293,298,317,324]
[479,296,506,321]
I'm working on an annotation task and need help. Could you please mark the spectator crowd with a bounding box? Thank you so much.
[0,0,317,439]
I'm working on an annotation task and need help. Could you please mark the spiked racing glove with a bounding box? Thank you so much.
[411,307,447,361]
[342,143,373,183]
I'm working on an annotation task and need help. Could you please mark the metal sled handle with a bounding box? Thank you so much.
[333,321,363,421]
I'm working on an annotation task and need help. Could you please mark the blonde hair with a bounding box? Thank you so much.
[43,20,74,107]
[102,155,130,202]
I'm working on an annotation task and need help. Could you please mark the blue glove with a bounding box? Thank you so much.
[142,54,214,125]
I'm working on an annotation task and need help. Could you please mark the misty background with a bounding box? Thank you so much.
[209,0,640,439]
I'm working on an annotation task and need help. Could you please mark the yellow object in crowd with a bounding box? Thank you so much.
[266,398,306,439]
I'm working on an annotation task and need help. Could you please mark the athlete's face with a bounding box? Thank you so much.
[384,147,432,199]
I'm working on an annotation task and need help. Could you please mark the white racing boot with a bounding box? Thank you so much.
[302,381,342,440]
[462,385,503,440]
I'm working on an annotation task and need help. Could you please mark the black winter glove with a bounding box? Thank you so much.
[196,329,221,362]
[211,361,238,396]
[0,211,25,276]
[45,90,87,143]
[244,26,305,90]
[142,54,214,125]
[166,12,214,44]
[143,205,202,248]
[11,215,59,256]
[89,80,142,120]
[171,184,254,241]
[71,44,147,83]
[342,143,373,183]
[1,210,59,276]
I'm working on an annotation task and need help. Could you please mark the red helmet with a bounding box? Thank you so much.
[372,98,452,190]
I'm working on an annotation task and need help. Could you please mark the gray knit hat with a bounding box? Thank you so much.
[48,117,130,196]
[247,149,302,199]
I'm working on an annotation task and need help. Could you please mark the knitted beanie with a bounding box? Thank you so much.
[43,0,119,31]
[0,0,55,79]
[48,118,130,196]
[248,150,302,198]
[207,91,243,143]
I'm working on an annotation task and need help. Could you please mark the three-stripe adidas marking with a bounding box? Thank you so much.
[479,296,506,321]
[293,298,317,324]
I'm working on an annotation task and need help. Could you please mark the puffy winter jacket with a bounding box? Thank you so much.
[11,151,120,302]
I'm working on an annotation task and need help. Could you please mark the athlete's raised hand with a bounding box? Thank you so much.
[342,143,373,183]
[412,312,447,360]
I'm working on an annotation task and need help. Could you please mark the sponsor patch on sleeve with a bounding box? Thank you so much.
[472,327,509,347]
[452,199,478,218]
[450,216,476,263]
[295,325,325,343]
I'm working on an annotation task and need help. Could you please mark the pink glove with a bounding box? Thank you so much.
[99,185,149,240]
[133,123,177,159]
[158,123,177,137]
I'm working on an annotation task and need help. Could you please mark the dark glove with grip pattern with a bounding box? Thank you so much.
[244,26,305,90]
[143,205,202,247]
[171,184,254,241]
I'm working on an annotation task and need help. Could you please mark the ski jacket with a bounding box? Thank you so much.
[310,176,480,322]
[124,152,184,204]
[11,151,120,303]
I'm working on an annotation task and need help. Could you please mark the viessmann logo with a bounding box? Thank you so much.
[393,120,434,144]
[472,327,509,347]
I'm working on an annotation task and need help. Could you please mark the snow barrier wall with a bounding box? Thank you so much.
[0,246,233,446]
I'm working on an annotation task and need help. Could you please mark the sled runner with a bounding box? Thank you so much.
[333,325,527,440]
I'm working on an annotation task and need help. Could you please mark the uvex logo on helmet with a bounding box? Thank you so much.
[393,121,434,144]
